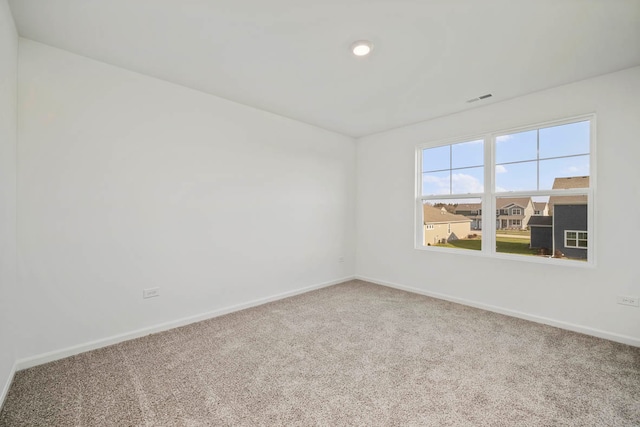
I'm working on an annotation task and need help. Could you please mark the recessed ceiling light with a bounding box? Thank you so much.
[351,40,373,57]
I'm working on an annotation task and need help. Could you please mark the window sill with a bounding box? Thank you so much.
[415,245,595,268]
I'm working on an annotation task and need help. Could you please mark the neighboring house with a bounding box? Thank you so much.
[554,204,588,259]
[496,197,534,230]
[453,198,535,230]
[454,203,482,230]
[532,201,549,216]
[548,176,589,215]
[530,176,589,259]
[423,205,472,245]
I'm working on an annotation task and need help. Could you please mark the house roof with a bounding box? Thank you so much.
[423,205,472,224]
[552,176,589,190]
[455,203,482,212]
[549,176,589,211]
[496,198,531,209]
[528,216,553,227]
[533,202,547,211]
[455,199,533,216]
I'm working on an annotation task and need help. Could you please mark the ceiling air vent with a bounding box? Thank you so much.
[466,93,493,103]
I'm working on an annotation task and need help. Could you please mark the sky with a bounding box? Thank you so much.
[422,120,590,196]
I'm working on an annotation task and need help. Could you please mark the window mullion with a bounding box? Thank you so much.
[485,134,495,256]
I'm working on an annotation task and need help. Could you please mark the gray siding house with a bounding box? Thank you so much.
[529,176,589,260]
[553,204,588,259]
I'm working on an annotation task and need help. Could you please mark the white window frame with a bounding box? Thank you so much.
[512,208,522,215]
[426,224,434,230]
[565,230,588,249]
[415,114,595,267]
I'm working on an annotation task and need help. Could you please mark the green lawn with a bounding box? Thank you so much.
[495,229,531,237]
[435,236,538,256]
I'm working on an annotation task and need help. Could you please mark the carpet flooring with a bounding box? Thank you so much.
[1,280,639,426]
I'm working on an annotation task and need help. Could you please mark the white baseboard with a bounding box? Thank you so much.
[16,276,355,371]
[0,361,17,410]
[356,275,640,348]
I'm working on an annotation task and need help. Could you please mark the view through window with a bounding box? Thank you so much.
[418,117,593,263]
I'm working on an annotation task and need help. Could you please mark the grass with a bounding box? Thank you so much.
[495,237,539,255]
[495,229,531,237]
[435,236,538,256]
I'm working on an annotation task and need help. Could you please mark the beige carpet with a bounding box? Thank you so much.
[1,280,639,426]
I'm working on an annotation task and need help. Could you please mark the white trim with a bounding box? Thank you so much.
[356,276,640,348]
[0,362,18,409]
[492,113,596,143]
[0,361,17,409]
[15,276,355,371]
[588,118,597,265]
[496,188,588,198]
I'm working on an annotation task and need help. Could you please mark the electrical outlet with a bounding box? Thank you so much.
[617,295,639,307]
[143,287,160,299]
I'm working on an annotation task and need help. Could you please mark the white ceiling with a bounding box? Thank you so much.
[7,0,640,137]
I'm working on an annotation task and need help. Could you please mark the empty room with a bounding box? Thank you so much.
[1,0,639,425]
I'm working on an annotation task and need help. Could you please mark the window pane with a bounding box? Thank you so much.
[422,171,450,196]
[422,146,450,172]
[539,121,590,159]
[495,195,589,261]
[422,198,481,251]
[495,196,536,256]
[554,205,588,261]
[452,167,484,194]
[452,140,483,169]
[539,155,589,190]
[495,161,537,192]
[495,130,537,164]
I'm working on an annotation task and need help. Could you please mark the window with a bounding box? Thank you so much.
[565,231,588,248]
[419,139,484,251]
[417,115,594,264]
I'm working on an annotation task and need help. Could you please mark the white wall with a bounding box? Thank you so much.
[356,66,640,344]
[17,39,356,361]
[0,0,18,403]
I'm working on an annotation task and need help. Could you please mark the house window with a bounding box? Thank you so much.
[426,224,434,230]
[417,115,594,265]
[565,231,588,248]
[448,224,451,233]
